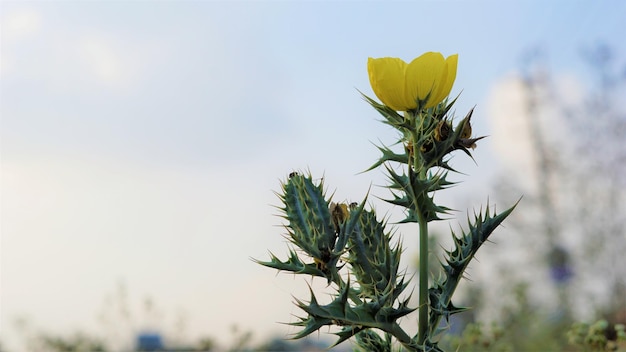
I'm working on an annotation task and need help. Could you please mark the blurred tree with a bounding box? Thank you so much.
[518,46,574,324]
[563,44,626,324]
[488,42,626,347]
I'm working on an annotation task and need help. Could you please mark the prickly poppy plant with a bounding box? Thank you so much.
[254,52,518,351]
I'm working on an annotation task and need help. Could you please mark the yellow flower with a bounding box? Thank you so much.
[367,52,458,111]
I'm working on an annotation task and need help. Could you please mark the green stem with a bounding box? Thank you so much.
[417,206,429,345]
[388,322,416,351]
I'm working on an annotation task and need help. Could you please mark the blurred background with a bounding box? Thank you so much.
[1,1,625,351]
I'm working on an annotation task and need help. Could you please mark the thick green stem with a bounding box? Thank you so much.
[389,322,417,351]
[417,207,429,345]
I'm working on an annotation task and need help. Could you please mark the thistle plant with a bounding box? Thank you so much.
[255,52,518,351]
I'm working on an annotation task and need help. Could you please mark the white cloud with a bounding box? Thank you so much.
[3,7,42,41]
[2,12,144,92]
[78,36,126,86]
[1,8,42,76]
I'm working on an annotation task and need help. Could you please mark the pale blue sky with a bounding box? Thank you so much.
[2,1,625,350]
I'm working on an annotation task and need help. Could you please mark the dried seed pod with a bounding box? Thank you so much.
[460,120,472,139]
[405,140,414,158]
[434,120,451,141]
[330,202,349,234]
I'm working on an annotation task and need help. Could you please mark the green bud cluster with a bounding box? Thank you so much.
[362,95,483,174]
[278,173,344,282]
[255,172,417,349]
[347,208,403,299]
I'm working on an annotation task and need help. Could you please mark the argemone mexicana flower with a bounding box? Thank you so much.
[368,52,458,111]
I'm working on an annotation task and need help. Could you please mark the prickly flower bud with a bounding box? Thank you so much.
[455,108,484,150]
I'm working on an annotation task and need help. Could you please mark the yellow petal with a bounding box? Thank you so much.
[405,52,446,108]
[429,54,458,107]
[368,57,416,111]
